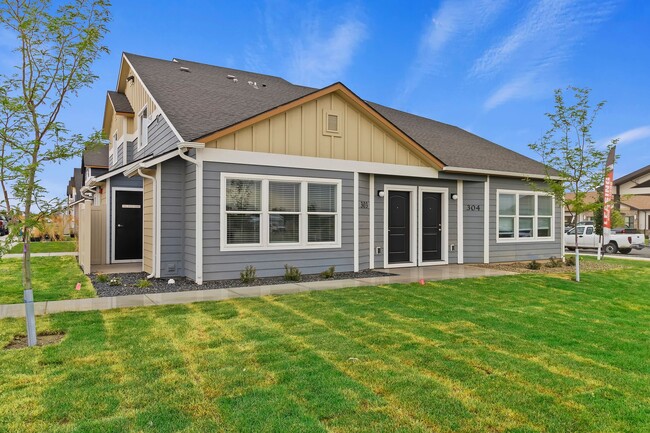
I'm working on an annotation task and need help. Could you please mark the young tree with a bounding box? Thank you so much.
[0,0,110,346]
[529,86,617,282]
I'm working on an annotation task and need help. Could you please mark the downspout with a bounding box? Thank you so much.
[177,142,205,284]
[138,167,157,279]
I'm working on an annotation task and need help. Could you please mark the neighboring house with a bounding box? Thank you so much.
[564,165,650,233]
[65,168,83,237]
[70,53,563,281]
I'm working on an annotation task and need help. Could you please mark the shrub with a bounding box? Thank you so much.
[240,265,257,284]
[284,264,302,281]
[527,260,541,270]
[108,277,122,286]
[546,256,563,268]
[320,265,336,279]
[96,273,109,283]
[565,256,576,266]
[136,279,152,289]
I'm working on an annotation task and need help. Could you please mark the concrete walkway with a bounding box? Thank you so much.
[0,265,514,319]
[3,251,78,259]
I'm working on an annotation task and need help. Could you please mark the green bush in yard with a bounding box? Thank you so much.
[284,264,302,281]
[320,265,336,279]
[240,265,257,284]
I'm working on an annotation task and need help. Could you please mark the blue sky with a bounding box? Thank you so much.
[3,0,650,199]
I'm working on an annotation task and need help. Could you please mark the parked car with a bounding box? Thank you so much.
[565,224,646,254]
[0,215,8,236]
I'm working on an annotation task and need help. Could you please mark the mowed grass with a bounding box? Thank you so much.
[1,263,649,433]
[8,241,77,254]
[0,256,95,304]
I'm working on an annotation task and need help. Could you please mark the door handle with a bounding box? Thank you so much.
[438,224,442,232]
[117,224,124,228]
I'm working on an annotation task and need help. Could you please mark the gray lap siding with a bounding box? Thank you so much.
[159,158,186,277]
[488,177,563,262]
[202,162,355,280]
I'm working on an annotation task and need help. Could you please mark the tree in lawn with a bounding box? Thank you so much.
[529,86,617,282]
[0,0,110,346]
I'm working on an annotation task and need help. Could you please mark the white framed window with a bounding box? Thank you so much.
[137,105,148,150]
[497,190,555,242]
[220,173,342,251]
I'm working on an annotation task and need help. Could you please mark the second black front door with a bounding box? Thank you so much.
[388,190,411,264]
[114,190,143,261]
[421,192,442,262]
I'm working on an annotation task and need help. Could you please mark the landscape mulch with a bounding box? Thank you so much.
[90,269,394,298]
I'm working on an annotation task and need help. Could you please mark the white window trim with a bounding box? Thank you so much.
[137,104,149,151]
[418,186,449,266]
[111,186,144,263]
[219,172,342,252]
[496,189,555,243]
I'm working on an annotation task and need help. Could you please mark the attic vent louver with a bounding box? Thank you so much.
[247,80,259,89]
[180,66,190,73]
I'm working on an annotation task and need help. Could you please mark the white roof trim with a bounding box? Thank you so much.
[442,166,562,181]
[122,54,185,143]
[92,160,141,182]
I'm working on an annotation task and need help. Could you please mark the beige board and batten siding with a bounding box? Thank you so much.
[205,92,431,167]
[90,186,107,265]
[123,63,156,134]
[142,175,154,274]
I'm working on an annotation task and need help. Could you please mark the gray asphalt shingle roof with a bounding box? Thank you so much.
[124,53,550,176]
[107,91,134,114]
[82,145,108,168]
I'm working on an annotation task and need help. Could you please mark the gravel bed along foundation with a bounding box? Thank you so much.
[475,259,627,274]
[91,269,395,298]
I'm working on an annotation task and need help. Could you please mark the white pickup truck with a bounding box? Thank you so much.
[565,224,646,254]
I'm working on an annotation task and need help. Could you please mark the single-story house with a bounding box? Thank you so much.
[71,52,563,283]
[565,165,650,234]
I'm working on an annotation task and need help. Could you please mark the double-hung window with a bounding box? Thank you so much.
[138,105,148,150]
[221,174,341,250]
[497,190,555,242]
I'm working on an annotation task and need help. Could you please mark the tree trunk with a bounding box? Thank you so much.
[574,223,580,282]
[22,148,38,346]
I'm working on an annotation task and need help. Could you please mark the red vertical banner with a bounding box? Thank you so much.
[603,146,616,230]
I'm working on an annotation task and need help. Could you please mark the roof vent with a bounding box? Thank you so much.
[247,80,259,89]
[227,74,236,79]
[180,66,190,73]
[172,58,179,63]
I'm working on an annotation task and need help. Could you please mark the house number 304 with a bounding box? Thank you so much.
[359,201,369,209]
[466,204,481,211]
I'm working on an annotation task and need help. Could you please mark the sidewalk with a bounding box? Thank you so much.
[3,252,78,259]
[0,265,513,319]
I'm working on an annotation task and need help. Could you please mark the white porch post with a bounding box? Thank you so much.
[457,179,464,264]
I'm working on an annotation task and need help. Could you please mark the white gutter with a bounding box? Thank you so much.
[138,166,157,279]
[442,166,563,181]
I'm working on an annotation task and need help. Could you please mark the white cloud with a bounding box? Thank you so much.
[287,17,367,86]
[397,0,509,101]
[483,73,539,110]
[601,125,650,147]
[246,2,367,87]
[475,0,619,109]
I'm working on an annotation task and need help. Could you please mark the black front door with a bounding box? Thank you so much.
[388,190,410,264]
[422,192,442,262]
[114,190,143,261]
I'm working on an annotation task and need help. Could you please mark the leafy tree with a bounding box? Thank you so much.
[0,0,110,346]
[529,86,617,282]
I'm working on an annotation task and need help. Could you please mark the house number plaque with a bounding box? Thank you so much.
[465,204,482,212]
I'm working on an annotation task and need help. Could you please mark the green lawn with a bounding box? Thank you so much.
[1,261,649,433]
[8,240,77,254]
[0,256,95,304]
